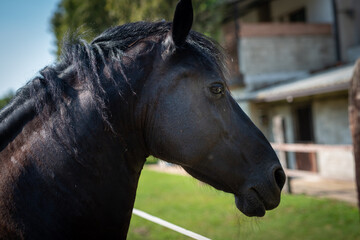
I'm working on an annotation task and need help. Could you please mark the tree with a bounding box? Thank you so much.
[349,59,360,211]
[105,0,221,35]
[0,92,14,110]
[51,0,223,56]
[51,0,116,56]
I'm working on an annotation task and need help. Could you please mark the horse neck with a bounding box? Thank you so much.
[105,39,161,154]
[0,94,142,238]
[53,83,148,172]
[0,55,153,237]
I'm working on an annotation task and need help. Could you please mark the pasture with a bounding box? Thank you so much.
[128,169,360,240]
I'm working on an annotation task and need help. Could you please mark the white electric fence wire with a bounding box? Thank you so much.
[132,208,211,240]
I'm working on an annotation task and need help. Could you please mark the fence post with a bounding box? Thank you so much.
[349,59,360,210]
[272,115,291,193]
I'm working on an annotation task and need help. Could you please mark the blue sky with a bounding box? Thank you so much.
[0,0,59,97]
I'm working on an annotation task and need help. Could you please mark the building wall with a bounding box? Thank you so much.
[313,96,352,145]
[270,0,333,23]
[316,151,355,180]
[239,35,335,76]
[242,94,355,180]
[230,0,356,180]
[239,0,360,62]
[247,101,297,169]
[269,0,360,62]
[271,0,308,21]
[312,95,354,180]
[307,0,334,23]
[241,9,259,22]
[336,0,360,62]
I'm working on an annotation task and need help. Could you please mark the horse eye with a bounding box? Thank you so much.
[210,83,225,95]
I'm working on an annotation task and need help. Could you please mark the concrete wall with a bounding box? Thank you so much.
[313,97,352,145]
[307,0,334,23]
[237,23,335,90]
[312,96,354,180]
[336,0,360,62]
[239,35,335,75]
[316,151,355,180]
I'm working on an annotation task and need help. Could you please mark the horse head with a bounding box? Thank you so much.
[136,0,286,217]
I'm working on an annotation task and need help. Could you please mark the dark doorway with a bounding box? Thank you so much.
[258,2,272,22]
[295,104,313,142]
[289,7,307,22]
[294,104,317,172]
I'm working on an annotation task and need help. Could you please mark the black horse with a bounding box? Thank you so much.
[0,0,285,239]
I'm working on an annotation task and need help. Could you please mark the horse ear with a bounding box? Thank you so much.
[171,0,193,47]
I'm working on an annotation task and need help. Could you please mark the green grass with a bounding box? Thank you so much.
[128,169,360,240]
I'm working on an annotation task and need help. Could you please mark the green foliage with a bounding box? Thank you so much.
[0,92,14,110]
[104,0,222,37]
[51,0,116,56]
[51,0,223,56]
[145,156,159,165]
[128,169,360,239]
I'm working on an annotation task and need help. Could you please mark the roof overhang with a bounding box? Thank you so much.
[235,64,354,103]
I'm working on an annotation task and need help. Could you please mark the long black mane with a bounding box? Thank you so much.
[0,21,225,151]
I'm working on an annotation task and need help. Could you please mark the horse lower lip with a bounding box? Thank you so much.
[234,193,266,217]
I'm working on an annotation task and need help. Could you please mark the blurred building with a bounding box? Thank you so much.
[222,0,360,180]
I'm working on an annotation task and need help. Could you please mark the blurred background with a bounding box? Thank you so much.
[1,0,360,239]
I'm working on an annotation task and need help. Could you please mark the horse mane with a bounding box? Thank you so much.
[0,21,226,151]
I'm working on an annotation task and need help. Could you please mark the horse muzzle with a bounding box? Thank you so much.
[235,167,286,217]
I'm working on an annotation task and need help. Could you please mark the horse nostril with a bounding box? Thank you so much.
[274,168,286,190]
